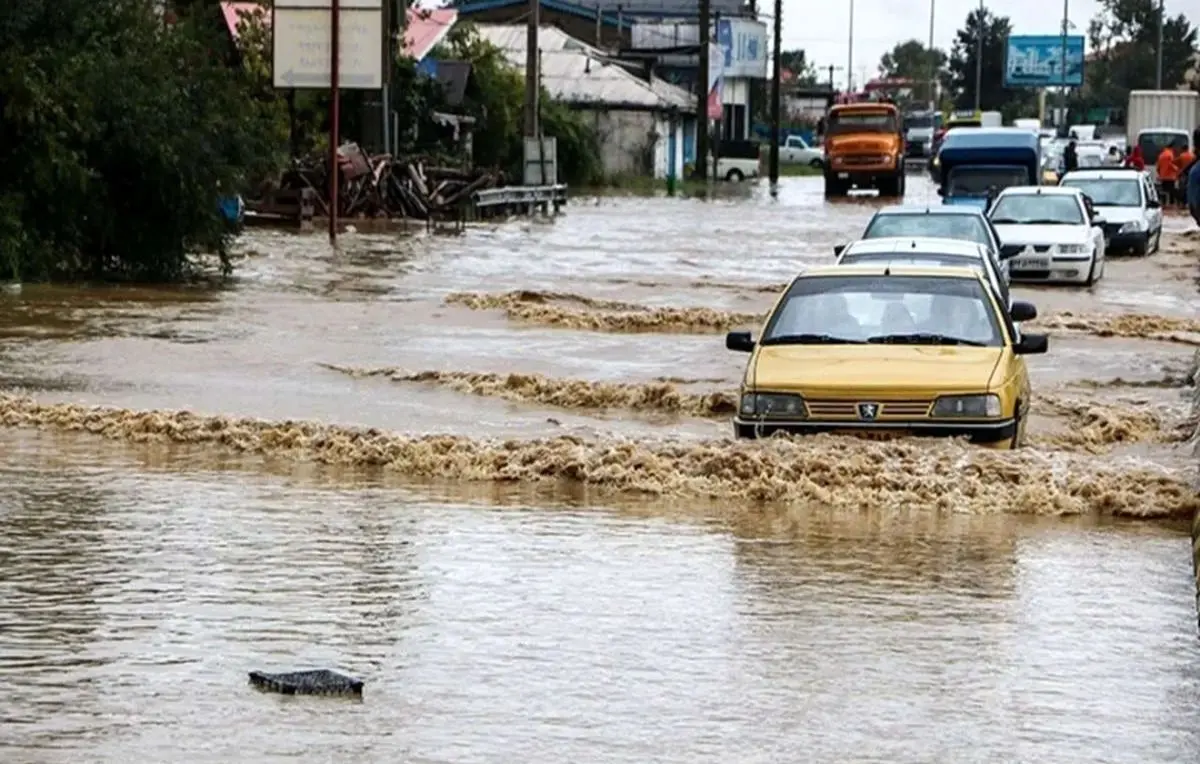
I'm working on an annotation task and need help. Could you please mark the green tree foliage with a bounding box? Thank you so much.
[0,0,284,282]
[779,50,818,86]
[944,8,1014,111]
[1086,0,1198,103]
[878,39,947,104]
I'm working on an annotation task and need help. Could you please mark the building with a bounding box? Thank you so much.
[473,23,697,180]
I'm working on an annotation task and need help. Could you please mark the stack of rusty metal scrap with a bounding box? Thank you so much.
[250,142,502,222]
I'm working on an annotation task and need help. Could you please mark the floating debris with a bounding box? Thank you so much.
[248,669,364,697]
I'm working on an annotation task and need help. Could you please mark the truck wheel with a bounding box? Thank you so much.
[897,171,907,196]
[808,158,824,169]
[878,176,899,197]
[725,169,745,182]
[823,176,844,197]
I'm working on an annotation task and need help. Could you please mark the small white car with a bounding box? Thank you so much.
[1058,168,1162,255]
[834,236,1012,308]
[780,134,823,167]
[987,186,1107,286]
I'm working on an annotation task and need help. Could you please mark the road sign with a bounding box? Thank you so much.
[1004,35,1086,88]
[272,6,383,90]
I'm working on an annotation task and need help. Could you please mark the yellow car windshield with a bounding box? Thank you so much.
[763,275,1003,347]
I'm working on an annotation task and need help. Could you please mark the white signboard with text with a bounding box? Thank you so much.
[272,2,383,90]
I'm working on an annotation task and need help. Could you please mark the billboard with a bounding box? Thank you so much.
[716,18,768,79]
[1004,35,1085,88]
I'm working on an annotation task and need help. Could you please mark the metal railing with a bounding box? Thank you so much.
[472,184,569,208]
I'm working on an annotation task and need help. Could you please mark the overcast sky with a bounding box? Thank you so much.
[784,0,1105,89]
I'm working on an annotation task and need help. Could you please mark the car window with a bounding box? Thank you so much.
[763,275,1004,346]
[1059,178,1142,207]
[946,167,1030,196]
[988,194,1085,225]
[862,214,991,248]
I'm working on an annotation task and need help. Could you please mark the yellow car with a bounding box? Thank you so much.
[725,264,1048,449]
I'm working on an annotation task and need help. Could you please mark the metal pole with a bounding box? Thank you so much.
[381,0,391,156]
[973,0,983,112]
[329,0,340,244]
[927,0,936,111]
[769,0,782,193]
[1156,0,1164,89]
[696,0,710,180]
[524,0,540,137]
[1060,0,1068,127]
[847,0,854,92]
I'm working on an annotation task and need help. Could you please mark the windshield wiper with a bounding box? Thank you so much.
[989,218,1021,224]
[1023,219,1074,225]
[866,332,988,347]
[761,333,865,345]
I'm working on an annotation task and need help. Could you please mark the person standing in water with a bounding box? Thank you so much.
[1157,144,1180,206]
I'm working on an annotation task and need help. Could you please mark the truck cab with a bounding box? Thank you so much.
[936,128,1041,210]
[822,102,906,197]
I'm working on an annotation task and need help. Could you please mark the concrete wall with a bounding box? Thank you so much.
[583,109,688,179]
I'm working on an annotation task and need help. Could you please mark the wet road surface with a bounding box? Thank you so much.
[3,174,1200,762]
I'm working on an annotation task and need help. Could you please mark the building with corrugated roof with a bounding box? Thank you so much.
[474,23,697,179]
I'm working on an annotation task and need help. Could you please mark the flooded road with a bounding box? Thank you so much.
[3,174,1200,761]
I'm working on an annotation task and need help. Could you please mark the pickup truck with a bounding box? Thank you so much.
[780,135,823,167]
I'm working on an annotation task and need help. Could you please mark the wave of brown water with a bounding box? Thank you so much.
[444,289,1200,345]
[318,364,738,418]
[320,363,1189,453]
[2,393,1196,517]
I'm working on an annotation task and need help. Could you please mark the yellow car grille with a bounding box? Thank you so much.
[805,398,934,418]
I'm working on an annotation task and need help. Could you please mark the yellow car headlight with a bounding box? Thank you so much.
[931,394,1002,418]
[740,393,808,418]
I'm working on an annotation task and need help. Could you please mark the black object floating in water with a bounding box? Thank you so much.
[248,669,364,697]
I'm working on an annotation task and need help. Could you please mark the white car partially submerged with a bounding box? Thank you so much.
[1058,168,1162,255]
[834,236,1011,308]
[986,186,1107,286]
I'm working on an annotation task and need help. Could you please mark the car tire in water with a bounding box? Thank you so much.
[1084,252,1098,287]
[1011,401,1026,449]
[725,169,745,183]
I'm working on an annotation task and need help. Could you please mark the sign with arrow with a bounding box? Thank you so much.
[272,4,383,90]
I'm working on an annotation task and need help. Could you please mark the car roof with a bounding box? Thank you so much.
[842,237,988,257]
[799,264,983,280]
[873,205,985,217]
[1060,169,1142,179]
[996,185,1082,197]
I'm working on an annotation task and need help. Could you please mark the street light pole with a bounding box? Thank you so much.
[927,0,936,111]
[847,0,854,92]
[1156,0,1165,89]
[1060,0,1069,128]
[973,0,983,112]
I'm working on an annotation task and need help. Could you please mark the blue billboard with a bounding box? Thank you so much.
[1004,35,1085,88]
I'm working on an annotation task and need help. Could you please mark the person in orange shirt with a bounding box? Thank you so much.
[1157,145,1180,205]
[1176,145,1196,205]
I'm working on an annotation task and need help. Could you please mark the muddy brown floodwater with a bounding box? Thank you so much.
[4,175,1200,762]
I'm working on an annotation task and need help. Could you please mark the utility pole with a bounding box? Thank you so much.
[973,0,983,112]
[846,0,855,92]
[1060,0,1069,128]
[768,0,782,193]
[927,0,936,111]
[381,0,392,156]
[1156,0,1165,89]
[329,0,341,244]
[695,0,711,180]
[524,0,540,138]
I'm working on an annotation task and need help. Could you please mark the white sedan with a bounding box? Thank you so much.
[986,186,1107,286]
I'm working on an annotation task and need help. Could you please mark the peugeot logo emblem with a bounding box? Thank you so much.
[857,402,880,421]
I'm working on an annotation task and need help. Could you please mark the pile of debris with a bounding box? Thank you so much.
[249,142,503,222]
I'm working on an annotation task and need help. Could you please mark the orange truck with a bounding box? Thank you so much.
[822,102,906,197]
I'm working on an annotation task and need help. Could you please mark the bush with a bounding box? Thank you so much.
[0,0,285,282]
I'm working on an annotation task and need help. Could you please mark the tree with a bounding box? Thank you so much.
[878,39,947,104]
[1086,0,1198,103]
[779,49,818,86]
[0,0,285,282]
[944,8,1028,114]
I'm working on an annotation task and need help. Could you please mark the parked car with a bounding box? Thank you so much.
[844,204,1020,283]
[833,235,1012,308]
[780,134,823,167]
[986,186,1108,286]
[1058,168,1162,255]
[724,264,1047,448]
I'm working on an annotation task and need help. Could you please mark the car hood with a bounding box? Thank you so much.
[827,134,896,154]
[750,344,1004,395]
[991,223,1091,245]
[1089,205,1142,223]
